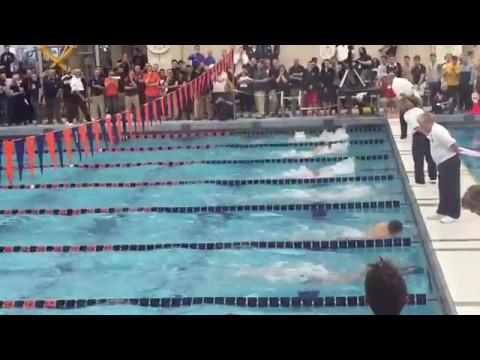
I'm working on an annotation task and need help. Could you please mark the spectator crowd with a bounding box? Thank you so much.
[0,45,478,126]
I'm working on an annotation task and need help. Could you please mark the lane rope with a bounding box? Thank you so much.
[0,200,402,216]
[0,237,413,253]
[31,138,386,154]
[0,293,428,310]
[6,154,389,170]
[0,174,397,190]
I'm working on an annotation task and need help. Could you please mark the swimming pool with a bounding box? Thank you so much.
[450,126,480,182]
[0,123,444,315]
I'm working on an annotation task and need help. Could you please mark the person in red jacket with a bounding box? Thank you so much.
[378,74,397,115]
[143,64,161,103]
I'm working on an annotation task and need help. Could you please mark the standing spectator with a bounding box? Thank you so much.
[320,59,335,116]
[275,65,290,117]
[419,113,461,224]
[89,67,105,120]
[188,45,205,69]
[234,46,249,76]
[288,59,305,116]
[204,50,216,67]
[30,72,41,122]
[185,65,193,81]
[459,53,475,112]
[159,68,166,80]
[386,56,402,77]
[212,68,234,120]
[303,61,320,116]
[166,69,179,119]
[411,55,426,95]
[311,57,320,76]
[132,47,147,71]
[124,70,141,115]
[0,46,15,78]
[378,74,397,115]
[153,64,160,74]
[70,69,91,122]
[134,65,146,105]
[143,64,161,104]
[0,73,7,125]
[249,58,258,74]
[118,53,131,78]
[61,67,78,124]
[235,65,254,118]
[116,67,126,112]
[443,55,461,111]
[42,70,62,124]
[21,69,36,124]
[252,60,268,117]
[104,69,120,116]
[427,53,442,108]
[6,74,28,125]
[377,55,388,80]
[171,59,179,81]
[401,56,412,82]
[356,47,373,83]
[265,58,279,116]
[192,63,209,119]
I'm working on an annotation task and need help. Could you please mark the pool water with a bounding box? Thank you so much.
[0,125,443,315]
[450,127,480,182]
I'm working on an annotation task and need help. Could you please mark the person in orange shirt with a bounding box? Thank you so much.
[143,64,161,103]
[104,69,120,116]
[442,55,461,111]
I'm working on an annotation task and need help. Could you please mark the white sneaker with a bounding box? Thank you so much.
[440,216,458,224]
[427,213,443,221]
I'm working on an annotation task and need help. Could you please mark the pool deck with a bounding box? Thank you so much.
[387,117,480,315]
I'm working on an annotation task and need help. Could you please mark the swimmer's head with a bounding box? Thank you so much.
[462,185,480,216]
[365,257,408,315]
[387,220,403,235]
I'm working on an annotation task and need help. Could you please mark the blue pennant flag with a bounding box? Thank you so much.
[35,135,45,174]
[141,104,146,133]
[53,131,64,167]
[121,112,127,138]
[14,139,25,181]
[71,127,82,161]
[148,101,154,126]
[86,123,95,156]
[155,99,161,123]
[0,140,3,183]
[99,119,109,149]
[111,116,120,144]
[132,108,138,135]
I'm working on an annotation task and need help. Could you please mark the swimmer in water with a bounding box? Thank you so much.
[235,259,423,285]
[366,220,403,238]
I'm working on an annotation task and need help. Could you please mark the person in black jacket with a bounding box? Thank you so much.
[288,59,305,116]
[0,46,15,78]
[252,60,269,117]
[320,59,336,116]
[61,67,77,124]
[302,61,320,116]
[42,69,63,124]
[6,74,28,125]
[275,64,290,117]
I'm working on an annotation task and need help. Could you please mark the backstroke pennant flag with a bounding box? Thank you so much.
[93,120,101,151]
[63,127,73,165]
[86,122,95,156]
[71,127,82,162]
[152,99,159,124]
[148,101,154,127]
[45,132,57,167]
[126,109,134,137]
[35,135,45,174]
[14,138,25,180]
[25,136,35,178]
[115,113,123,142]
[160,97,166,120]
[53,131,64,167]
[99,118,109,149]
[172,91,178,117]
[121,112,128,138]
[0,140,3,182]
[105,115,114,146]
[144,103,150,130]
[78,124,90,157]
[135,106,142,134]
[3,140,14,184]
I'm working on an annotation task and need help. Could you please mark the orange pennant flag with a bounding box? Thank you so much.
[115,113,123,141]
[45,132,57,167]
[3,140,14,184]
[78,124,90,157]
[105,115,114,146]
[63,128,73,164]
[126,109,133,137]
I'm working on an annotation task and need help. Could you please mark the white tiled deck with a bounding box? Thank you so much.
[388,118,480,315]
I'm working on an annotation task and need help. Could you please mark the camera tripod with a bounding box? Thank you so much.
[339,66,366,89]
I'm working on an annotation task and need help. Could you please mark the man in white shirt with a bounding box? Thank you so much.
[70,69,91,122]
[418,113,461,223]
[427,53,442,108]
[233,46,249,77]
[399,95,437,185]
